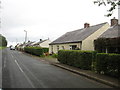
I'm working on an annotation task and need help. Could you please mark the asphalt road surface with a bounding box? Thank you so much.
[0,50,2,88]
[2,48,111,88]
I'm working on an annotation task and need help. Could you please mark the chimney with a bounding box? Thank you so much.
[40,39,42,41]
[111,17,118,26]
[84,23,90,28]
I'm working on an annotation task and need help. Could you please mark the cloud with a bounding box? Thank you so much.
[1,0,118,46]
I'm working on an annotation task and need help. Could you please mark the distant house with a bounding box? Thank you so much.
[16,41,34,50]
[17,43,25,51]
[95,17,120,53]
[33,39,51,48]
[49,22,109,54]
[25,41,35,47]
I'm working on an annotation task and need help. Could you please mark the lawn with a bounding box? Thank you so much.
[0,47,2,50]
[0,47,6,50]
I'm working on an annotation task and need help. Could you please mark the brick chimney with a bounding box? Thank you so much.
[40,39,42,41]
[84,23,90,28]
[111,17,118,26]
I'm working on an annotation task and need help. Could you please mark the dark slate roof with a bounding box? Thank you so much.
[25,41,35,46]
[34,39,48,45]
[50,22,107,45]
[99,24,120,38]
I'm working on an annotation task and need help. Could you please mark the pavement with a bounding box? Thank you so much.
[23,52,120,88]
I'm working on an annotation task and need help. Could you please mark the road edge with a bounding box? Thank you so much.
[51,63,120,88]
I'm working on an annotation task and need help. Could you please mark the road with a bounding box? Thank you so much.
[0,50,2,88]
[2,48,111,88]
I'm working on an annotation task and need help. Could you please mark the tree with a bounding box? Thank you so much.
[94,0,120,17]
[0,34,7,47]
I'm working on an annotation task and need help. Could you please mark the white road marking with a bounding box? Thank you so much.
[3,57,6,68]
[11,54,14,58]
[14,60,35,88]
[15,60,23,72]
[20,61,46,88]
[4,60,6,68]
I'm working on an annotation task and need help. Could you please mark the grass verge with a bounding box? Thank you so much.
[0,47,6,50]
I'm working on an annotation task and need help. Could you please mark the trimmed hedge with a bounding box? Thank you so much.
[95,53,120,78]
[52,53,58,58]
[94,38,120,53]
[24,47,49,56]
[58,50,96,70]
[42,48,49,53]
[24,47,43,56]
[58,50,120,78]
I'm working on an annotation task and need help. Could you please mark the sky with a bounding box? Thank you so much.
[0,0,119,46]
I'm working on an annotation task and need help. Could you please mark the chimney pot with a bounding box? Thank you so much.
[40,39,42,41]
[84,23,90,28]
[111,17,118,26]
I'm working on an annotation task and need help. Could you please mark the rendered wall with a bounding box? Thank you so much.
[49,43,81,54]
[82,23,109,51]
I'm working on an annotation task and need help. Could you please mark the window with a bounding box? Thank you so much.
[57,45,59,51]
[62,46,64,50]
[51,45,53,52]
[70,46,72,50]
[70,45,77,50]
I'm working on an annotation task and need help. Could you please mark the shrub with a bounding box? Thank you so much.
[58,50,120,78]
[95,53,108,74]
[24,47,43,56]
[52,53,58,58]
[95,53,120,78]
[94,38,120,53]
[42,48,49,53]
[58,50,68,64]
[58,50,96,70]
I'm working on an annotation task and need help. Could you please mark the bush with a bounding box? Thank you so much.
[95,53,108,74]
[58,50,96,70]
[94,38,120,54]
[42,48,49,53]
[52,54,58,58]
[24,47,43,56]
[95,53,120,78]
[58,50,120,78]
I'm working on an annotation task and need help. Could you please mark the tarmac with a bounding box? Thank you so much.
[23,52,120,88]
[52,62,120,88]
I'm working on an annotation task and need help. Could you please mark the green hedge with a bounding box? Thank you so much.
[95,53,120,78]
[42,48,49,53]
[58,50,120,78]
[52,53,58,58]
[94,38,120,53]
[58,50,96,70]
[24,47,49,56]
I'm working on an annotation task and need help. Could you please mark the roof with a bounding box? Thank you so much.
[99,24,120,38]
[50,22,107,45]
[25,41,35,46]
[33,39,48,45]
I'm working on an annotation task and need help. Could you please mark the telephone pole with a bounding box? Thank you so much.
[24,30,27,43]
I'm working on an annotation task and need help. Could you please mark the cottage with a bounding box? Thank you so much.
[25,41,35,47]
[95,18,120,53]
[49,22,109,54]
[33,39,51,48]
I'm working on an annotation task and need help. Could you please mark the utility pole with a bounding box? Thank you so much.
[24,30,27,43]
[16,38,18,44]
[118,4,120,24]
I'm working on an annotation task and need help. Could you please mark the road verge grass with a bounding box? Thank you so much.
[0,47,6,50]
[39,55,58,63]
